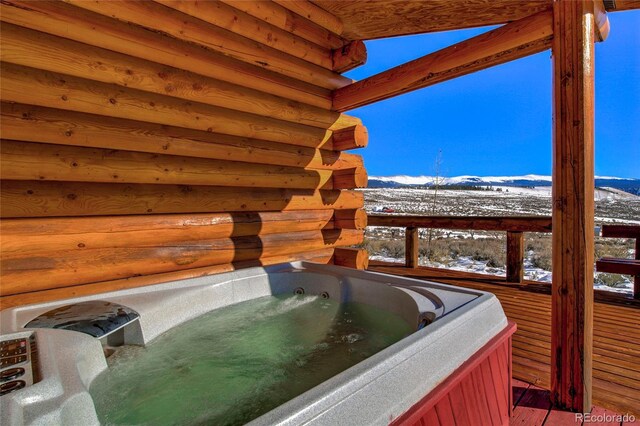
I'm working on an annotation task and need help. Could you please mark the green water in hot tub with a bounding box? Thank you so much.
[90,294,413,425]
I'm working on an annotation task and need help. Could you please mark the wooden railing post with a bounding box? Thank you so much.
[406,227,419,268]
[506,231,524,283]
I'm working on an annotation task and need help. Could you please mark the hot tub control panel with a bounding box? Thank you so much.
[0,333,39,397]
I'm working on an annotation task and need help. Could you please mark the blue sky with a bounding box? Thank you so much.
[345,11,640,179]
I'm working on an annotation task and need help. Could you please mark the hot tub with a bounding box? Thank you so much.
[0,262,514,425]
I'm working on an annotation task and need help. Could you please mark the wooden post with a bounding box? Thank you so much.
[551,0,596,413]
[506,231,524,283]
[405,227,419,268]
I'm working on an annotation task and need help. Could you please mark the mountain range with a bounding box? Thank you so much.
[368,174,640,195]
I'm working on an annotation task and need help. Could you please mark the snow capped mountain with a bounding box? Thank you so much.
[371,174,554,186]
[367,174,640,195]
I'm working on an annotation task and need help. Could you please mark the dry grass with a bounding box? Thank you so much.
[525,234,553,270]
[421,236,505,267]
[363,232,506,268]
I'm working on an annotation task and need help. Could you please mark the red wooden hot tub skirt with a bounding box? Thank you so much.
[391,321,517,426]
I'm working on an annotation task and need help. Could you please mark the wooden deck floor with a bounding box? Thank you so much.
[511,379,638,425]
[368,262,640,418]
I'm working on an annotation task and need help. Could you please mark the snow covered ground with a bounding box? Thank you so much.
[363,186,640,223]
[364,185,640,295]
[371,254,634,294]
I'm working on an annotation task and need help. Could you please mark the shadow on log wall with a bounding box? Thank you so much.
[0,0,368,308]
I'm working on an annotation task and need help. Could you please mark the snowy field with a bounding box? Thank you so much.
[364,186,640,223]
[363,186,640,295]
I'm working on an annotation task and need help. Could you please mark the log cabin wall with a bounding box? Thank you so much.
[0,0,368,308]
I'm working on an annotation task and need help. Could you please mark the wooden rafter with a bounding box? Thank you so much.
[332,40,367,73]
[332,9,554,112]
[594,0,611,41]
[605,0,640,11]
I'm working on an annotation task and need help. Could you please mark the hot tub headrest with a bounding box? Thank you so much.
[25,301,139,338]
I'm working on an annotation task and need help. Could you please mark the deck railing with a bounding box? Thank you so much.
[367,214,552,284]
[596,224,640,298]
[368,215,640,298]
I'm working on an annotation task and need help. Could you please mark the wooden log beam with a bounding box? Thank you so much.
[0,23,358,130]
[368,215,553,233]
[332,40,367,73]
[506,231,525,283]
[65,0,349,90]
[272,0,344,36]
[0,180,364,218]
[333,248,369,270]
[331,125,369,150]
[0,63,333,149]
[0,140,335,190]
[334,209,368,230]
[154,0,333,70]
[332,167,368,189]
[604,0,640,11]
[0,0,331,109]
[0,248,335,309]
[0,229,363,295]
[405,227,419,268]
[332,9,554,112]
[0,103,363,169]
[0,210,336,256]
[219,0,347,49]
[594,1,611,41]
[551,0,596,413]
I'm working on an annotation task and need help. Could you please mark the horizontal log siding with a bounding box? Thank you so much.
[1,211,337,255]
[0,140,338,190]
[0,249,336,309]
[219,0,347,50]
[65,0,350,88]
[0,23,358,130]
[0,103,363,171]
[0,0,366,304]
[1,229,363,295]
[0,1,331,108]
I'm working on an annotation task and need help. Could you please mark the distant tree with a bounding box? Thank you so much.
[426,150,443,261]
